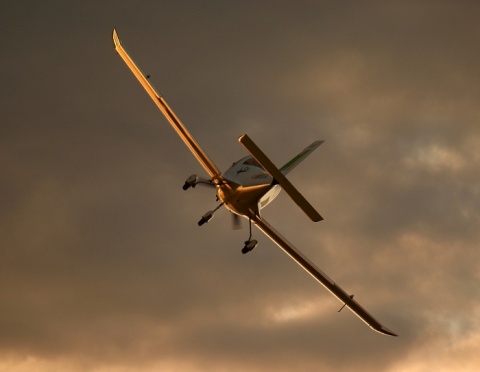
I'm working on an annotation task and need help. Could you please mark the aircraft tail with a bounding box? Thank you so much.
[280,140,324,175]
[238,134,323,222]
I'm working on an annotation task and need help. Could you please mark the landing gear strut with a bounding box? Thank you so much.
[198,202,224,226]
[242,218,258,254]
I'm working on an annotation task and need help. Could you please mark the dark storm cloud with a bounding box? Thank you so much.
[1,1,480,371]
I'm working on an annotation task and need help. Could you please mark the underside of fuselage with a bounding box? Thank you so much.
[218,156,281,218]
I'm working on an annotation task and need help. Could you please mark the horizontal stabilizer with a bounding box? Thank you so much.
[238,134,323,222]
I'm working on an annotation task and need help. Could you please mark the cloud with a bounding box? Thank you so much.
[1,1,480,371]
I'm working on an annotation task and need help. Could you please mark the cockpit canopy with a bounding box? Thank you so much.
[231,156,262,169]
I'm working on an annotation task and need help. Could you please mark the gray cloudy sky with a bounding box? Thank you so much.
[1,1,480,371]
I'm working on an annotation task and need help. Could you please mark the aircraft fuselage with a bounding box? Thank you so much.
[218,156,281,218]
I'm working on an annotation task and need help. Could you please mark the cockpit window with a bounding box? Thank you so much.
[243,157,261,167]
[231,156,248,167]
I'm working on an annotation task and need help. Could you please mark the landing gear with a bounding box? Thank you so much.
[198,211,214,226]
[182,174,199,190]
[195,199,258,254]
[183,174,216,190]
[197,202,224,226]
[242,239,258,254]
[241,218,258,254]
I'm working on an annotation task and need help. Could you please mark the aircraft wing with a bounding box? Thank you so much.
[252,215,397,336]
[113,29,222,181]
[280,140,324,175]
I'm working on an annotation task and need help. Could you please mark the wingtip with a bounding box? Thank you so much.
[311,212,324,222]
[378,326,398,337]
[112,28,121,48]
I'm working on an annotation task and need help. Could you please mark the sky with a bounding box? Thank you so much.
[1,1,480,371]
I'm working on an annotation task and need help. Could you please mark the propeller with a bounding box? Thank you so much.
[232,213,242,230]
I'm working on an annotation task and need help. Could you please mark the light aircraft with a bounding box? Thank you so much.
[112,29,397,337]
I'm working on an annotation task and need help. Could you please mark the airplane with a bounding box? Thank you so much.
[112,29,397,337]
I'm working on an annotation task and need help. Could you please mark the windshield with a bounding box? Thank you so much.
[243,157,261,167]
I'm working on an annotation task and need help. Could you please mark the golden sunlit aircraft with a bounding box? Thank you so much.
[112,29,397,337]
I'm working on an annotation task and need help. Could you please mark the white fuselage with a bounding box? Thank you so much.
[217,156,281,218]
